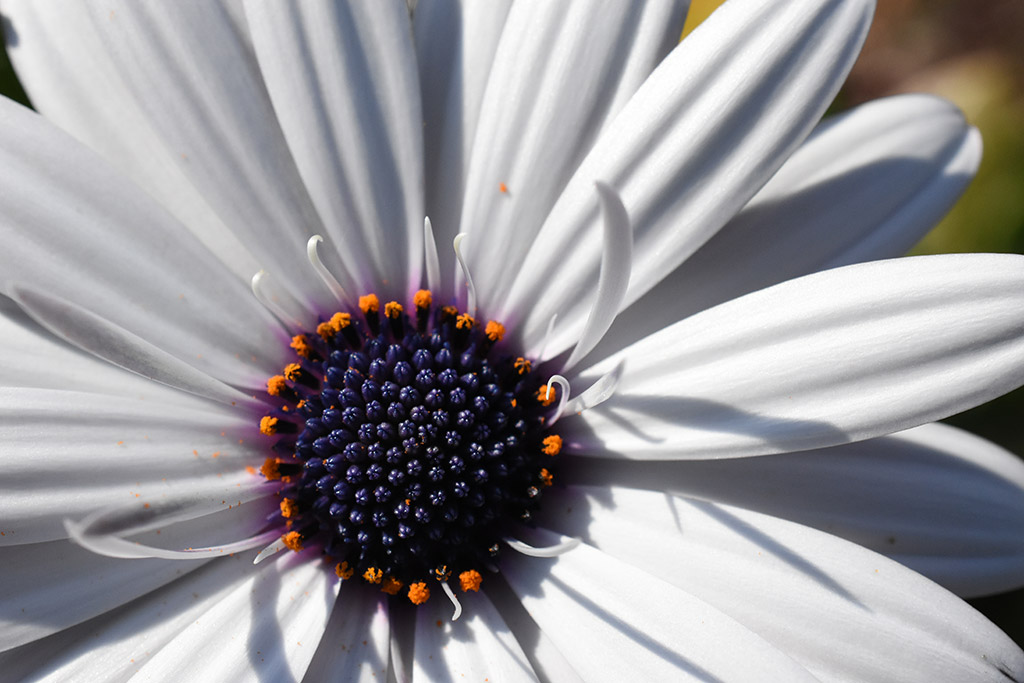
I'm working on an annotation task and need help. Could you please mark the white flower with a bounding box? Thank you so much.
[1,0,1023,681]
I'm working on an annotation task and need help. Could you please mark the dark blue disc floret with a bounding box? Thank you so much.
[258,291,561,604]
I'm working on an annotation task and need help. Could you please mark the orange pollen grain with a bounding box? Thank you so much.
[363,567,383,584]
[542,434,563,456]
[259,416,279,436]
[283,531,303,552]
[359,294,380,314]
[499,182,508,193]
[514,357,532,375]
[280,498,299,518]
[267,375,287,396]
[384,301,404,319]
[284,363,303,381]
[539,468,554,487]
[413,289,432,309]
[459,570,483,593]
[536,385,555,406]
[335,561,355,580]
[381,577,404,595]
[456,313,475,330]
[290,334,313,358]
[407,582,430,605]
[441,305,457,319]
[260,458,281,480]
[484,320,505,341]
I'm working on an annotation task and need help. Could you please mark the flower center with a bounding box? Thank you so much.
[257,289,561,605]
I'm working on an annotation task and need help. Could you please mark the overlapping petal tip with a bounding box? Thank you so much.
[590,93,983,362]
[537,486,1024,683]
[503,0,876,356]
[566,422,1024,598]
[570,254,1024,460]
[245,0,425,301]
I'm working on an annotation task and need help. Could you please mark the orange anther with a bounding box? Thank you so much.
[283,530,303,552]
[381,577,404,595]
[363,567,383,584]
[459,570,483,593]
[266,375,287,396]
[408,582,430,605]
[359,294,380,314]
[514,357,532,375]
[290,334,313,359]
[539,468,554,487]
[284,363,303,381]
[280,498,299,518]
[542,434,562,456]
[259,416,279,436]
[384,301,404,319]
[536,385,556,406]
[456,313,475,330]
[413,289,432,309]
[260,458,281,480]
[484,320,505,342]
[335,561,355,580]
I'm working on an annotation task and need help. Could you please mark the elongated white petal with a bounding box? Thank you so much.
[413,591,537,681]
[561,183,632,369]
[0,295,197,406]
[505,0,874,356]
[572,254,1024,459]
[501,529,817,681]
[0,553,260,681]
[1,1,261,282]
[461,0,690,315]
[566,422,1024,597]
[245,0,424,299]
[414,0,514,290]
[0,387,268,545]
[303,586,390,683]
[129,552,337,682]
[540,486,1024,682]
[0,506,270,653]
[0,97,285,387]
[10,285,258,408]
[6,2,335,316]
[592,93,982,361]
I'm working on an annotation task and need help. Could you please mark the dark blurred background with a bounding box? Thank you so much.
[3,0,1022,647]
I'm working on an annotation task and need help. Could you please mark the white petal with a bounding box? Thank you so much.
[412,590,537,682]
[540,486,1024,682]
[591,93,982,362]
[503,0,874,356]
[0,387,269,545]
[245,0,424,299]
[414,0,514,290]
[1,0,261,282]
[6,2,335,316]
[129,552,337,683]
[0,98,285,387]
[502,529,817,681]
[459,0,689,314]
[11,286,258,408]
[0,553,263,682]
[566,422,1024,597]
[572,254,1024,459]
[0,504,271,653]
[0,295,195,406]
[303,586,390,683]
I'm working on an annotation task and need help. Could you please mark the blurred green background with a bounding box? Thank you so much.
[3,0,1022,648]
